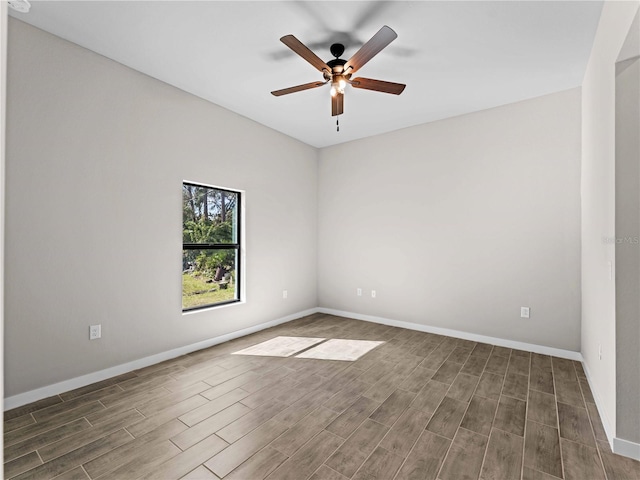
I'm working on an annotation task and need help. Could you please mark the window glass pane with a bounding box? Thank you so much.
[182,184,238,244]
[182,249,238,310]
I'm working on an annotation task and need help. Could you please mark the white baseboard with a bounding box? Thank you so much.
[318,308,583,361]
[581,361,616,448]
[613,437,640,461]
[4,308,318,411]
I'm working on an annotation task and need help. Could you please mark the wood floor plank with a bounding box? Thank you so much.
[11,429,133,480]
[555,378,585,408]
[369,389,416,427]
[136,381,210,416]
[425,395,467,439]
[447,346,472,364]
[204,419,289,478]
[139,434,228,480]
[460,395,498,436]
[480,428,523,480]
[586,402,609,443]
[274,388,337,427]
[3,451,42,479]
[216,399,287,444]
[524,421,562,478]
[493,395,526,436]
[52,466,90,480]
[325,395,380,439]
[528,389,557,427]
[324,419,389,478]
[557,401,596,447]
[127,394,209,437]
[502,371,528,401]
[4,418,91,463]
[351,446,404,480]
[378,407,430,457]
[438,428,488,480]
[409,380,449,414]
[225,447,287,480]
[485,354,509,375]
[530,355,554,395]
[309,465,349,480]
[83,418,187,478]
[356,360,397,385]
[447,373,480,402]
[270,406,338,457]
[4,396,63,422]
[578,378,595,404]
[471,343,494,358]
[200,371,261,400]
[599,448,640,480]
[61,374,138,403]
[179,388,250,427]
[552,358,578,383]
[394,430,450,480]
[492,346,511,358]
[507,355,530,377]
[265,430,343,480]
[96,439,181,479]
[240,377,299,409]
[475,372,505,401]
[5,402,106,447]
[171,402,251,451]
[399,367,436,393]
[431,360,463,385]
[180,465,221,480]
[32,385,123,423]
[37,408,143,462]
[460,355,488,377]
[3,414,36,434]
[561,438,606,480]
[521,466,563,479]
[323,380,371,413]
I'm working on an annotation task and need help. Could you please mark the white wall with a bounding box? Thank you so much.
[318,88,582,351]
[5,19,318,398]
[581,0,639,441]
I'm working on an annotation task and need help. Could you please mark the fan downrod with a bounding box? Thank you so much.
[330,43,345,59]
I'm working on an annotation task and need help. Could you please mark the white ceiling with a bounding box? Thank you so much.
[10,1,603,148]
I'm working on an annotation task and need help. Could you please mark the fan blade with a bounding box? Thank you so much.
[344,25,397,74]
[271,81,326,97]
[280,35,330,72]
[331,92,344,116]
[351,77,405,95]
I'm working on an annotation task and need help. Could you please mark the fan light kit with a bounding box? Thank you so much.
[271,25,406,131]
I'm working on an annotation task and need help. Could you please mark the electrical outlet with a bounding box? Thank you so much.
[282,290,288,299]
[357,288,362,296]
[371,290,376,298]
[520,307,530,318]
[89,324,101,340]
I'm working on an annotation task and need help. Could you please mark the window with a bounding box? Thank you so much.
[182,182,241,311]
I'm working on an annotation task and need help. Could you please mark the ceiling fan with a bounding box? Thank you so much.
[271,25,406,118]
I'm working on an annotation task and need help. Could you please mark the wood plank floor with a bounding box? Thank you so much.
[4,313,640,480]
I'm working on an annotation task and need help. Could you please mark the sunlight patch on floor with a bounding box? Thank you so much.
[231,336,325,357]
[295,339,384,361]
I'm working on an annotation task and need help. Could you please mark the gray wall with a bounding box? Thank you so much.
[318,88,582,351]
[5,19,318,397]
[615,13,640,443]
[581,0,640,438]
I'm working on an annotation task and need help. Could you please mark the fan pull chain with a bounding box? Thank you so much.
[336,116,340,132]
